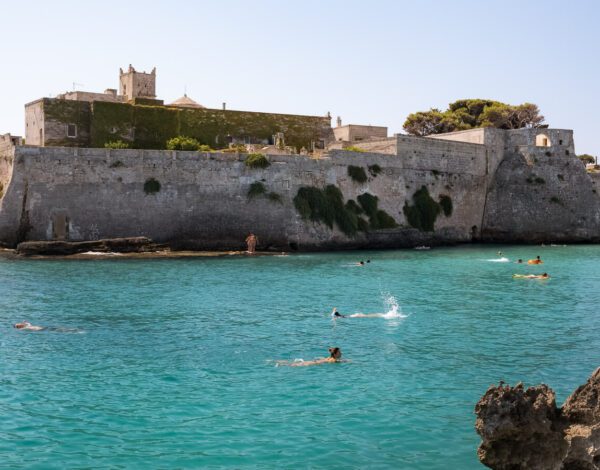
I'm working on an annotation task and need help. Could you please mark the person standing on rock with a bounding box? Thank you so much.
[245,233,258,254]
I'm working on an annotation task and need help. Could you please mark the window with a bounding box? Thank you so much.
[67,124,77,138]
[559,140,563,145]
[535,134,551,147]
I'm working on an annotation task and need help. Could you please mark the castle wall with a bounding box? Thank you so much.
[0,145,490,249]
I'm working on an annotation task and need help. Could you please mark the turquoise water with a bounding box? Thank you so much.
[1,246,600,469]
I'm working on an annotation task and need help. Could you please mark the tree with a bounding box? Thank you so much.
[578,154,596,165]
[403,99,546,136]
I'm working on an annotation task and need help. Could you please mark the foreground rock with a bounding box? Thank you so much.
[475,368,600,469]
[16,237,165,256]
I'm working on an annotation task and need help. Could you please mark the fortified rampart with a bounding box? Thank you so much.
[1,127,598,250]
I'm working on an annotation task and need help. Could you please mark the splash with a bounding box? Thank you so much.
[487,257,509,263]
[380,294,406,319]
[348,294,406,319]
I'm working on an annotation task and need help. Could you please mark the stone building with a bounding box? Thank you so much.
[24,65,334,151]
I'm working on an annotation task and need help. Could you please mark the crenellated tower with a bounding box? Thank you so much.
[119,65,156,101]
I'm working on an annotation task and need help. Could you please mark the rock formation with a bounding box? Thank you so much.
[475,368,600,469]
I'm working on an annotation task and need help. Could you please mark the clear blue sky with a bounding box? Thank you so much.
[1,0,598,155]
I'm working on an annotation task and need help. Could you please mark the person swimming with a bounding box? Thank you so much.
[14,321,45,331]
[513,273,550,279]
[516,259,523,264]
[356,261,365,266]
[331,308,346,318]
[528,255,543,265]
[277,347,345,367]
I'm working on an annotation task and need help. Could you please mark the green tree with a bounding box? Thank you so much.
[578,154,596,165]
[403,99,546,136]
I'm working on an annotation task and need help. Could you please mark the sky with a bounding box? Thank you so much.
[1,0,599,155]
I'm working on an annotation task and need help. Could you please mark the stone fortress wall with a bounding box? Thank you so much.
[1,126,598,250]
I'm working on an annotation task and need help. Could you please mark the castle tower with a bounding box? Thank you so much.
[119,64,156,101]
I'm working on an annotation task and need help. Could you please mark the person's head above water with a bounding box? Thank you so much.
[328,347,342,360]
[14,322,31,329]
[366,260,371,263]
[517,259,523,263]
[537,255,541,260]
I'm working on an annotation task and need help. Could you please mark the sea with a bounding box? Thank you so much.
[1,245,599,469]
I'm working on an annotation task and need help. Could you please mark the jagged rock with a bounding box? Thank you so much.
[475,368,600,469]
[16,237,164,256]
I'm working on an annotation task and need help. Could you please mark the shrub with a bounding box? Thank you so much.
[144,178,161,195]
[109,160,125,168]
[248,182,267,199]
[403,186,441,232]
[104,140,130,149]
[222,144,247,153]
[368,164,382,176]
[345,199,363,215]
[439,195,453,217]
[198,144,213,152]
[357,192,397,229]
[245,153,270,169]
[294,185,366,236]
[267,192,282,203]
[166,136,202,151]
[348,165,368,183]
[343,146,365,152]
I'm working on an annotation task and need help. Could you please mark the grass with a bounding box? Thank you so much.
[104,140,130,149]
[343,146,365,152]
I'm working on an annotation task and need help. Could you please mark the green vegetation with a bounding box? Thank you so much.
[109,160,125,168]
[403,99,545,136]
[579,154,596,165]
[245,153,270,169]
[439,194,453,217]
[166,135,213,151]
[347,165,368,183]
[104,140,130,149]
[248,182,267,199]
[267,192,283,204]
[402,186,444,232]
[357,193,398,229]
[143,178,161,195]
[343,146,365,152]
[368,164,382,177]
[222,144,247,153]
[89,101,328,150]
[44,98,91,147]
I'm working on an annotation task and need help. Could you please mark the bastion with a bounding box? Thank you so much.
[2,65,599,251]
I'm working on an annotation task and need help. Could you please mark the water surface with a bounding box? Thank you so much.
[1,245,599,468]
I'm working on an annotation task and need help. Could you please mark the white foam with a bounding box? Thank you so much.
[349,294,407,319]
[487,257,509,263]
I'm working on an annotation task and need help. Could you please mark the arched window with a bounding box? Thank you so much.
[535,134,551,147]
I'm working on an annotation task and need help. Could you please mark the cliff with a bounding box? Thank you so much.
[0,129,598,251]
[475,368,600,469]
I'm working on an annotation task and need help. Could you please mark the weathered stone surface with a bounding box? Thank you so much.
[475,368,600,469]
[16,237,163,256]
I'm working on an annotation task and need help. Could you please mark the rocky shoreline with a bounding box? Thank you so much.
[475,368,600,469]
[0,237,284,260]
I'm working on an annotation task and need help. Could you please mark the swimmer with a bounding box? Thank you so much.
[277,347,345,367]
[528,255,543,265]
[497,251,503,256]
[331,307,346,319]
[513,273,550,279]
[516,259,523,264]
[356,261,365,266]
[14,321,44,331]
[366,259,371,264]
